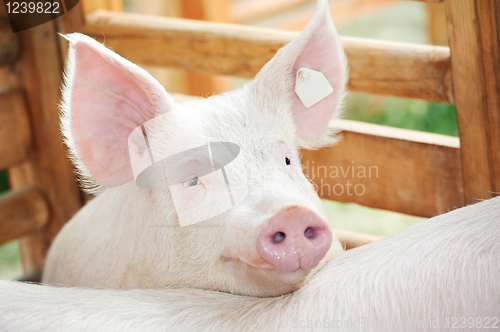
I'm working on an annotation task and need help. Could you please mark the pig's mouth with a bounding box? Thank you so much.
[221,253,314,296]
[237,254,283,270]
[222,254,307,274]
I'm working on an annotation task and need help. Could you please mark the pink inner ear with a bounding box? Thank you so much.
[71,41,158,187]
[249,1,346,143]
[291,14,345,141]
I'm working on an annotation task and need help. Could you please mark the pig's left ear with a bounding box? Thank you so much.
[248,0,347,147]
[60,33,175,193]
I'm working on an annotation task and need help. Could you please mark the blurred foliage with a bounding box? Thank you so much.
[323,199,423,237]
[336,2,428,45]
[0,171,8,194]
[0,172,21,279]
[343,93,459,137]
[0,241,22,279]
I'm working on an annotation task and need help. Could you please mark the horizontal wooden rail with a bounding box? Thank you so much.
[0,186,50,245]
[334,229,383,250]
[0,90,31,169]
[343,38,452,104]
[0,16,20,66]
[83,11,454,104]
[82,0,123,15]
[301,119,463,217]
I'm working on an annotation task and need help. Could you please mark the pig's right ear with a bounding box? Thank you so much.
[248,0,347,149]
[60,33,174,193]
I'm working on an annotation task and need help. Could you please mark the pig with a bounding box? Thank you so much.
[42,0,348,297]
[2,197,499,331]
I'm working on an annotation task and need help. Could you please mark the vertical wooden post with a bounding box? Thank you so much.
[427,2,448,46]
[127,0,189,94]
[8,0,125,275]
[444,0,500,203]
[180,0,231,96]
[0,6,20,91]
[57,1,85,34]
[56,0,86,65]
[82,0,123,15]
[475,1,500,196]
[8,21,83,273]
[58,0,122,35]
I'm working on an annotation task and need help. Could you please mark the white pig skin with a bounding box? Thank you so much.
[1,197,499,331]
[42,0,348,297]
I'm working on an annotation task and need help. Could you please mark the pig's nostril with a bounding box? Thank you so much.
[304,227,314,239]
[258,206,333,272]
[273,232,286,244]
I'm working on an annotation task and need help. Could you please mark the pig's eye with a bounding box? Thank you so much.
[285,157,291,166]
[185,176,199,187]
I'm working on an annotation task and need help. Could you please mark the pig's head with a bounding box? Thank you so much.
[60,0,347,296]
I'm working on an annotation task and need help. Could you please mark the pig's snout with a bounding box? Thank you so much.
[257,206,332,272]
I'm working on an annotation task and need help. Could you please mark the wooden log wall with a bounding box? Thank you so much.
[82,11,453,104]
[301,120,463,218]
[444,0,500,203]
[0,3,83,272]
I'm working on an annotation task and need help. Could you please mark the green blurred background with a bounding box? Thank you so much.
[0,1,456,279]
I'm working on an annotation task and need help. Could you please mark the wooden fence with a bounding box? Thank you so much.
[0,0,498,276]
